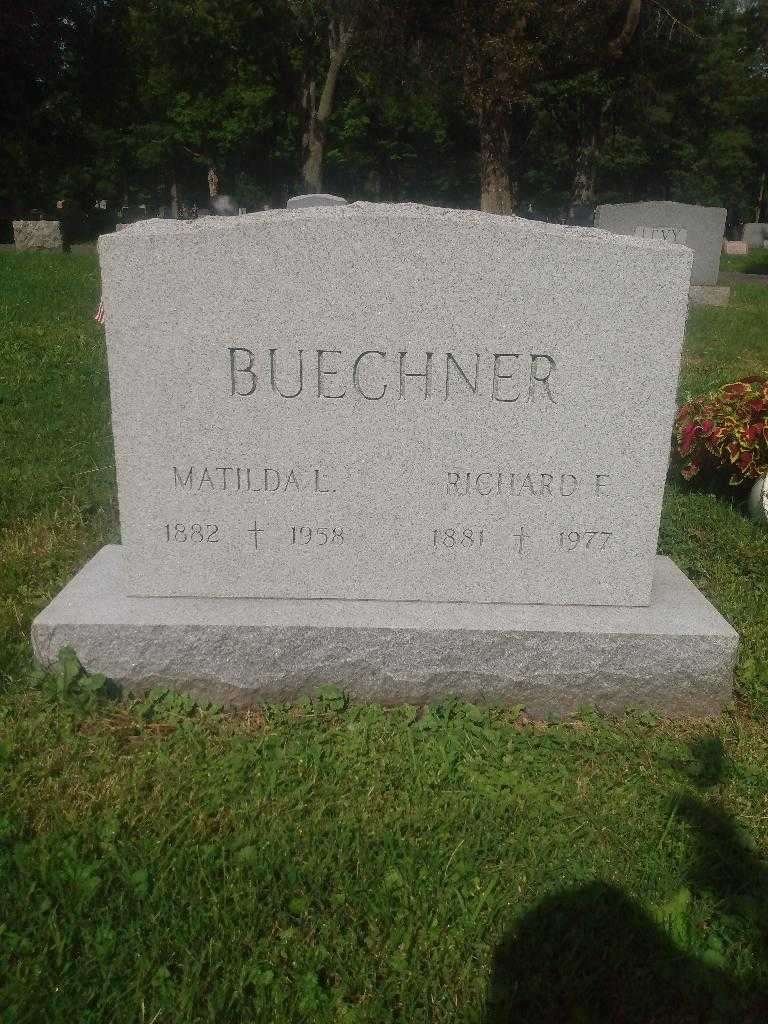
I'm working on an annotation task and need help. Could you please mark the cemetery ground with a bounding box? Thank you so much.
[2,253,768,1024]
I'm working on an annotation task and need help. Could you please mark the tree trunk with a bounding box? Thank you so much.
[365,168,382,200]
[756,170,766,223]
[562,1,642,224]
[169,166,179,219]
[608,0,643,61]
[207,165,220,199]
[301,17,354,194]
[301,77,323,193]
[569,132,598,219]
[568,98,611,224]
[479,103,513,215]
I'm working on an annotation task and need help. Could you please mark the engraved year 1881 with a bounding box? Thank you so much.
[433,527,485,549]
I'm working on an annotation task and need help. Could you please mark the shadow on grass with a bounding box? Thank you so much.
[484,741,768,1023]
[741,255,768,275]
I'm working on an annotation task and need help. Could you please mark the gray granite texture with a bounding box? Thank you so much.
[595,201,726,285]
[98,202,693,606]
[13,220,63,251]
[689,285,730,307]
[743,223,768,250]
[31,546,737,717]
[286,193,347,209]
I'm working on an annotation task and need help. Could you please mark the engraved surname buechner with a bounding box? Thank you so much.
[228,347,557,403]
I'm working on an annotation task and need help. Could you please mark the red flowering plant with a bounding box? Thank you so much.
[673,377,768,490]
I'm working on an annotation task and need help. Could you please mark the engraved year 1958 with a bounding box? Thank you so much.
[291,525,345,546]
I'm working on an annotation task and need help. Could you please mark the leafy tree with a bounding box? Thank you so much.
[1,0,766,226]
[288,0,358,193]
[320,8,476,205]
[448,0,648,214]
[123,0,288,209]
[593,0,766,228]
[741,0,768,222]
[0,0,128,213]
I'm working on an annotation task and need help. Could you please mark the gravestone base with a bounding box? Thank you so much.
[31,546,737,718]
[689,285,730,306]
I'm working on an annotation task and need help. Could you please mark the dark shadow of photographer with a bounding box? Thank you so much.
[484,739,768,1023]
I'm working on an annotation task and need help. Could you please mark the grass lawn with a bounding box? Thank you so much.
[720,248,768,275]
[2,252,768,1023]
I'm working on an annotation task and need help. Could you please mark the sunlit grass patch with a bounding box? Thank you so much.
[1,250,768,1022]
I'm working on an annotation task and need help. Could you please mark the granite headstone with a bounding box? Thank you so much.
[595,201,726,286]
[31,202,738,714]
[743,223,768,251]
[96,204,692,607]
[13,220,63,252]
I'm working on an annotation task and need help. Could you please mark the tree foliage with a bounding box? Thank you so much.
[0,0,765,224]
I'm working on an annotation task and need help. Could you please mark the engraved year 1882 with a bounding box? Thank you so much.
[163,523,220,542]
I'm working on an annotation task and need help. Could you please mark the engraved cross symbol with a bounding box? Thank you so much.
[248,523,264,549]
[512,527,530,555]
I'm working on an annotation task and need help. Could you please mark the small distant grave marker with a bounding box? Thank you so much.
[13,220,63,251]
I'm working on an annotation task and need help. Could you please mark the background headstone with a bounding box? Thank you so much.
[210,194,239,216]
[13,220,63,251]
[287,193,347,209]
[742,223,768,251]
[723,240,747,255]
[119,205,151,224]
[97,202,692,608]
[595,201,726,286]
